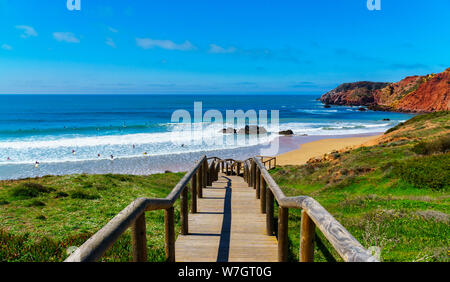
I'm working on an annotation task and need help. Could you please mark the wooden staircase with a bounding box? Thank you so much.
[175,174,278,262]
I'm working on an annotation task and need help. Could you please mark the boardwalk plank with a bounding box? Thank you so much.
[175,174,278,262]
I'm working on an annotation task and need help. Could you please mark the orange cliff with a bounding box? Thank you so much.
[320,68,450,113]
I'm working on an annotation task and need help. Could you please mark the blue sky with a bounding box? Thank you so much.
[0,0,449,94]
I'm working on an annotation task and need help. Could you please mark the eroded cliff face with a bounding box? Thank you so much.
[381,69,449,112]
[320,81,389,106]
[320,68,450,112]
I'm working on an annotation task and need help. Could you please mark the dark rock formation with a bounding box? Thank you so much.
[237,125,267,135]
[279,130,294,135]
[221,127,236,134]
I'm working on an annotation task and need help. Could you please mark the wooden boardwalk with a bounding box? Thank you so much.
[175,173,278,262]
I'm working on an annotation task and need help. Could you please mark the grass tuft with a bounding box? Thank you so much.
[11,183,54,199]
[70,190,100,200]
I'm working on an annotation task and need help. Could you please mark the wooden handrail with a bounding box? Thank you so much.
[250,157,377,262]
[65,155,208,262]
[65,155,375,263]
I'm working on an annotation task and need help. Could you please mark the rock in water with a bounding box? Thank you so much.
[237,125,267,135]
[279,130,294,135]
[221,127,236,134]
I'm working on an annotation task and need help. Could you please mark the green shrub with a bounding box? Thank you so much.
[11,183,53,199]
[54,192,69,198]
[70,190,100,200]
[27,200,46,207]
[0,199,9,205]
[393,154,450,190]
[412,134,450,155]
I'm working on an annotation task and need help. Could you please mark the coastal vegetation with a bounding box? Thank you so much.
[270,111,449,262]
[0,112,448,262]
[0,173,184,261]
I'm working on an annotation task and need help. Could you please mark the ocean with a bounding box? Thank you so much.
[0,94,414,180]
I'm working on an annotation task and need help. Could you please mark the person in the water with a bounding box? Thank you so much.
[72,150,76,155]
[110,155,114,160]
[35,161,40,168]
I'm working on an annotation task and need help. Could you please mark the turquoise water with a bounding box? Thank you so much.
[0,94,414,179]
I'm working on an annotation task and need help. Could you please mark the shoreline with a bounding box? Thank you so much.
[276,134,381,166]
[0,132,382,180]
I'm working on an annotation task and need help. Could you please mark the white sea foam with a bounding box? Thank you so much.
[0,120,393,164]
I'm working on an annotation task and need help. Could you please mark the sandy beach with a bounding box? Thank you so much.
[276,135,381,166]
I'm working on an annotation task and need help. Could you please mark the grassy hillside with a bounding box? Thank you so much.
[0,112,448,262]
[0,173,184,262]
[270,111,449,262]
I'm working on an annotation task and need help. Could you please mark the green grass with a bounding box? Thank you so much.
[1,111,448,262]
[270,111,450,262]
[0,172,184,262]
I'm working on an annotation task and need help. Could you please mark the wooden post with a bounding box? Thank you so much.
[244,164,248,182]
[266,189,274,235]
[216,163,219,180]
[260,175,266,214]
[252,162,256,189]
[278,207,289,262]
[248,162,251,186]
[190,174,197,213]
[164,207,175,262]
[207,163,211,186]
[203,159,208,188]
[256,167,261,199]
[180,186,188,235]
[300,210,315,262]
[247,163,250,186]
[246,164,249,182]
[132,212,147,262]
[197,166,203,198]
[206,163,210,186]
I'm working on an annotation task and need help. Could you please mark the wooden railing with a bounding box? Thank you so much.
[243,157,377,262]
[256,156,277,170]
[65,155,218,262]
[65,155,376,262]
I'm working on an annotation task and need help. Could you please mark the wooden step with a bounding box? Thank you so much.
[175,174,278,262]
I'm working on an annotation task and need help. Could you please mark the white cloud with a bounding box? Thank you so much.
[136,38,196,51]
[209,44,237,54]
[53,32,80,43]
[1,44,13,50]
[108,26,118,33]
[105,37,116,48]
[15,25,38,38]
